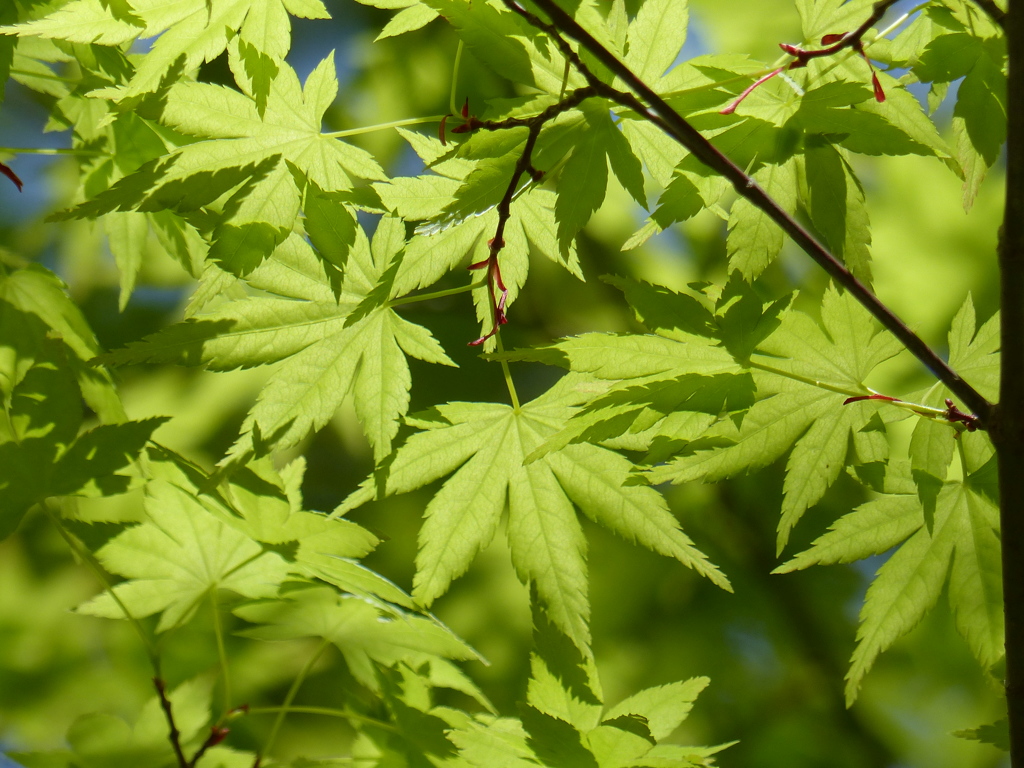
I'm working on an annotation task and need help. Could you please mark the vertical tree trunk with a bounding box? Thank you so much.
[999,1,1024,761]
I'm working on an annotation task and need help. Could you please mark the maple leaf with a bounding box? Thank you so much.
[451,609,729,767]
[727,159,799,279]
[54,52,386,277]
[353,0,439,40]
[914,30,1007,208]
[99,219,454,464]
[0,273,161,539]
[646,284,904,553]
[423,0,574,93]
[776,458,1002,705]
[1,0,331,109]
[77,477,293,632]
[337,374,730,652]
[213,453,419,609]
[235,585,480,689]
[510,278,902,555]
[624,0,690,84]
[497,276,779,455]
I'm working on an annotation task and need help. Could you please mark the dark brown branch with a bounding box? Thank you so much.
[996,1,1024,761]
[502,0,994,427]
[460,86,597,345]
[971,0,1007,30]
[154,677,190,768]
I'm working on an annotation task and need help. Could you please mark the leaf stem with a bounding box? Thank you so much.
[210,590,232,718]
[494,333,521,410]
[260,638,331,760]
[747,361,865,398]
[450,40,465,116]
[323,115,447,139]
[386,279,486,309]
[0,147,102,156]
[247,706,397,731]
[503,0,994,428]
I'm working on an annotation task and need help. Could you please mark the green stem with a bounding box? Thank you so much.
[247,706,397,731]
[747,360,866,398]
[749,362,967,431]
[450,40,465,116]
[0,147,102,156]
[44,504,160,670]
[323,115,446,139]
[210,590,232,718]
[386,279,485,309]
[494,333,521,410]
[261,639,331,758]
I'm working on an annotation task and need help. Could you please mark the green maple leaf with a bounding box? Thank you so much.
[624,0,689,83]
[235,585,480,689]
[55,52,386,276]
[1,265,125,421]
[955,718,1011,752]
[352,0,439,41]
[803,141,873,286]
[914,32,1007,209]
[212,454,418,609]
[99,219,454,463]
[2,0,330,108]
[451,609,727,768]
[337,374,729,652]
[796,0,876,42]
[497,276,778,458]
[789,81,951,159]
[776,461,1002,705]
[946,294,1000,403]
[0,273,162,539]
[554,102,647,252]
[727,159,798,279]
[501,278,901,554]
[423,0,574,93]
[905,295,998,510]
[645,284,903,553]
[77,476,293,631]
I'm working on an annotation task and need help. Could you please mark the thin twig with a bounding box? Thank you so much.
[154,677,190,768]
[499,0,994,427]
[456,86,596,345]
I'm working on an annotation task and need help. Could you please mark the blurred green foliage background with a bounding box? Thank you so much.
[0,0,1008,765]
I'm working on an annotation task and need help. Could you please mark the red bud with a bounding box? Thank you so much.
[871,71,885,102]
[209,727,229,746]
